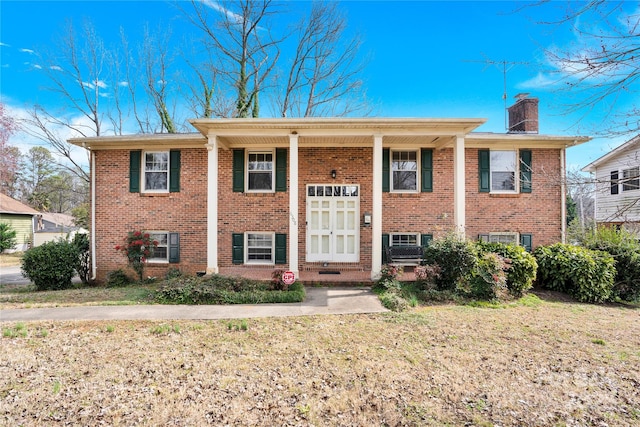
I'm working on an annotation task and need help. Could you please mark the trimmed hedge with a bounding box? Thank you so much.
[476,241,537,297]
[423,234,478,291]
[583,226,640,302]
[534,243,616,303]
[156,275,305,305]
[21,240,78,291]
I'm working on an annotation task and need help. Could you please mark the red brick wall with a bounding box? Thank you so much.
[382,148,455,238]
[465,148,563,247]
[93,145,563,280]
[93,148,208,282]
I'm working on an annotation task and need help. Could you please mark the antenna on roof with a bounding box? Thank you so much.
[464,54,530,130]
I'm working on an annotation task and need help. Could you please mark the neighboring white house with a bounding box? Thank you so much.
[582,135,640,235]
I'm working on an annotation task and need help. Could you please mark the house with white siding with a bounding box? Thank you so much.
[582,135,640,235]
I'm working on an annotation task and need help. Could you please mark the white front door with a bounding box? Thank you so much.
[306,184,359,263]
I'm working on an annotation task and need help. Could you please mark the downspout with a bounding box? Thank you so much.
[560,147,566,244]
[91,150,97,280]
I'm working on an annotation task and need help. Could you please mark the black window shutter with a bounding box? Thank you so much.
[169,150,181,193]
[232,149,245,192]
[275,233,286,264]
[520,234,533,252]
[421,149,433,192]
[382,149,390,192]
[232,233,244,264]
[168,233,180,263]
[421,233,432,263]
[275,148,287,192]
[129,150,141,193]
[610,171,619,195]
[479,149,490,193]
[382,234,389,264]
[520,150,532,193]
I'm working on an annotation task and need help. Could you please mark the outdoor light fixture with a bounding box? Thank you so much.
[331,169,337,179]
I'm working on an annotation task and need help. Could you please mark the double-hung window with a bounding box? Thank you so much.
[148,232,169,262]
[490,151,517,192]
[144,152,169,192]
[145,231,179,263]
[246,233,274,263]
[391,150,418,192]
[247,151,274,191]
[129,150,180,193]
[479,149,531,193]
[622,166,640,191]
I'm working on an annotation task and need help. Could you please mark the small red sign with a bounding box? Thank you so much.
[282,271,296,285]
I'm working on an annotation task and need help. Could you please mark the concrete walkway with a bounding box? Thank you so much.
[0,287,387,322]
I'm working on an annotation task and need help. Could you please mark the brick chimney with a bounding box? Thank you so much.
[508,93,538,133]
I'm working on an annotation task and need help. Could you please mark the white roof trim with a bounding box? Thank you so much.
[582,134,640,172]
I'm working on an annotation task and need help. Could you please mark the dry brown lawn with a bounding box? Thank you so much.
[1,293,639,426]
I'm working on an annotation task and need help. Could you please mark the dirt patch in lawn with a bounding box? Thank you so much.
[1,298,639,426]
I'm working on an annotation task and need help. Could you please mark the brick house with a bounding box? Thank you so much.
[70,96,589,283]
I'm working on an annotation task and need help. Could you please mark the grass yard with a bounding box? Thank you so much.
[1,293,639,426]
[0,282,158,309]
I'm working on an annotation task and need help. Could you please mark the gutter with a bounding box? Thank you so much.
[561,148,567,244]
[91,151,97,281]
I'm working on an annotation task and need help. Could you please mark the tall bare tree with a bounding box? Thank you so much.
[183,0,283,118]
[276,1,370,118]
[536,1,640,137]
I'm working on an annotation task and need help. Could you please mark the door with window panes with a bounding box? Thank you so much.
[306,184,359,262]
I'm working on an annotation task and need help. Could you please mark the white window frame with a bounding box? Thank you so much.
[143,151,170,193]
[245,232,275,264]
[246,150,275,193]
[391,150,419,193]
[490,150,518,194]
[390,233,420,247]
[480,232,519,245]
[147,231,169,263]
[622,166,640,192]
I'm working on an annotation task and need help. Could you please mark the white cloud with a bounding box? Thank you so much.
[157,79,167,86]
[32,64,42,70]
[19,48,34,54]
[203,0,244,23]
[0,42,11,47]
[117,81,129,87]
[517,72,562,90]
[49,65,63,71]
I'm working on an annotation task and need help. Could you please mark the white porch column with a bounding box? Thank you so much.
[288,134,299,276]
[453,134,466,236]
[371,134,383,279]
[206,135,219,274]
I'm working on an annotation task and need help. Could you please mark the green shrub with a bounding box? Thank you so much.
[476,241,537,297]
[71,233,91,284]
[156,275,305,305]
[534,243,616,303]
[413,264,441,291]
[583,226,640,302]
[21,240,78,291]
[468,252,509,300]
[164,267,183,280]
[379,291,410,312]
[0,223,17,252]
[423,234,478,291]
[373,264,403,292]
[106,269,134,288]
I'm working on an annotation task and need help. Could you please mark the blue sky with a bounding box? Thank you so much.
[1,0,637,171]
